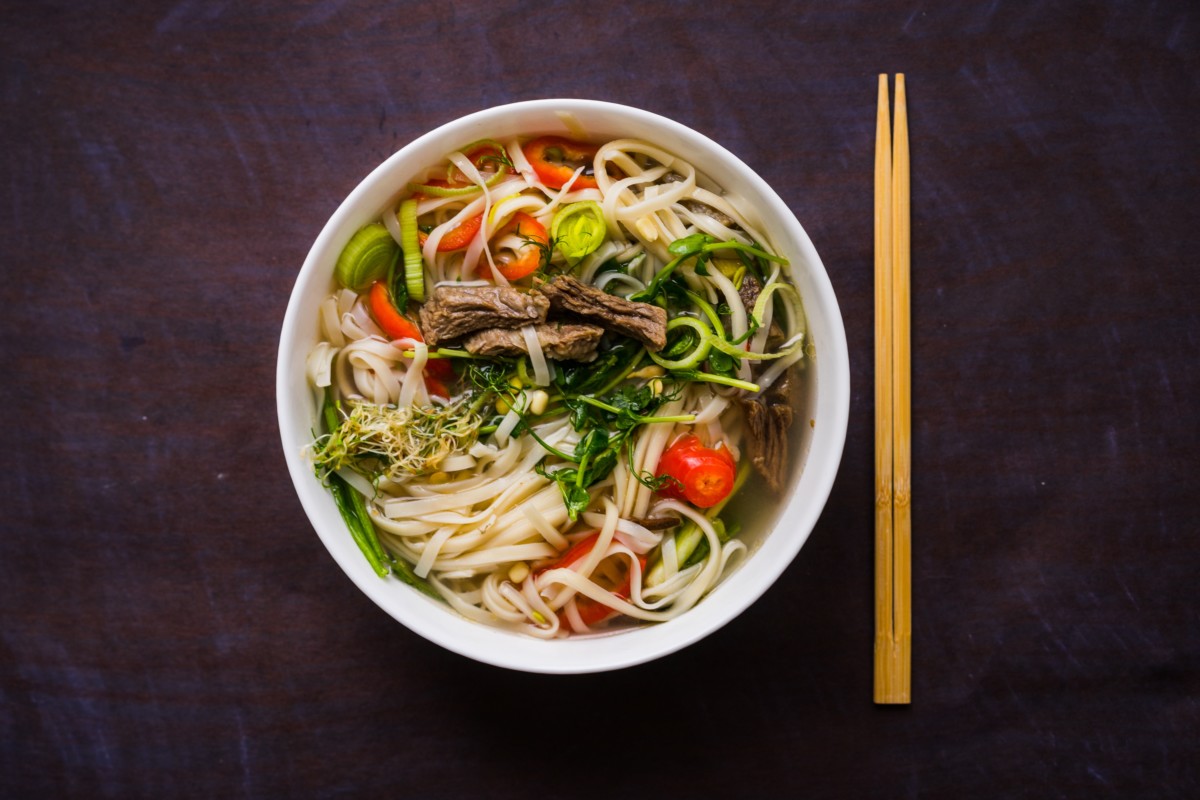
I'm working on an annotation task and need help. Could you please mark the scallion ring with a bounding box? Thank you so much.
[648,316,713,370]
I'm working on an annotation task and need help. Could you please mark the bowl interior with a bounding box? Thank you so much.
[277,99,849,673]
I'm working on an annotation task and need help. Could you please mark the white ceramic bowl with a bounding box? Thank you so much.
[277,99,849,673]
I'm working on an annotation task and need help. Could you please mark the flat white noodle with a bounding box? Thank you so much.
[691,393,730,426]
[523,503,569,550]
[593,271,644,296]
[493,407,522,445]
[428,575,495,623]
[415,526,456,578]
[306,342,338,388]
[396,339,427,409]
[538,498,619,611]
[439,453,476,472]
[521,325,550,386]
[520,577,561,638]
[505,137,535,182]
[319,296,345,347]
[383,201,405,249]
[579,513,662,554]
[577,239,622,283]
[484,576,528,623]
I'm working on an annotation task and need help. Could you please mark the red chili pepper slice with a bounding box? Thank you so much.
[655,434,737,508]
[491,212,548,281]
[522,136,599,190]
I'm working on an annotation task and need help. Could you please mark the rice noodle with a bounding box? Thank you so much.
[521,325,550,386]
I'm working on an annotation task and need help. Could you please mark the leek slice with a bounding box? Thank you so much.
[335,223,399,290]
[409,139,511,197]
[551,201,606,263]
[398,199,425,302]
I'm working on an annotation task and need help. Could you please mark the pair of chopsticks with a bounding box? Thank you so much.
[874,74,911,705]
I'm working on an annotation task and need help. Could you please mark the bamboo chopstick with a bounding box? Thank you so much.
[874,73,911,705]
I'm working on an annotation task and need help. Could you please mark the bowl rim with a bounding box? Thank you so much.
[276,98,850,673]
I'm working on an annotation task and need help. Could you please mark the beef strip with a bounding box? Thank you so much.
[738,273,762,314]
[634,514,682,531]
[660,171,740,229]
[418,285,549,347]
[739,372,795,492]
[461,323,605,362]
[537,275,668,351]
[680,199,738,228]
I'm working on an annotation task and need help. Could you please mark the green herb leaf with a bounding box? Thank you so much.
[707,349,737,375]
[668,232,715,256]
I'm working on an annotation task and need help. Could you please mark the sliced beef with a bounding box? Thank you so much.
[738,273,762,315]
[461,323,604,362]
[766,322,787,351]
[538,275,668,351]
[634,514,682,531]
[661,173,739,229]
[680,199,738,228]
[418,285,549,347]
[739,372,795,492]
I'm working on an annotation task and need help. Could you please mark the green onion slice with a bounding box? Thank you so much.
[648,317,712,370]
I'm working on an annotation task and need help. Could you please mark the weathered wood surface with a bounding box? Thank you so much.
[2,2,1196,796]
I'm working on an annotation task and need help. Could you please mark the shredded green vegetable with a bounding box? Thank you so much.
[312,398,483,483]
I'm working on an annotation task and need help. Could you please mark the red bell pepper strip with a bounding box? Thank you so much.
[368,282,460,398]
[655,434,737,508]
[492,212,549,281]
[417,212,483,252]
[423,374,450,400]
[368,281,423,341]
[423,356,456,382]
[539,531,644,627]
[522,136,599,190]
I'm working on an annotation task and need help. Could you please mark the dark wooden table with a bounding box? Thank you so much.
[4,2,1196,797]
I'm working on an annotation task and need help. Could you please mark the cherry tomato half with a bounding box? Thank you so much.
[655,434,737,509]
[522,136,600,191]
